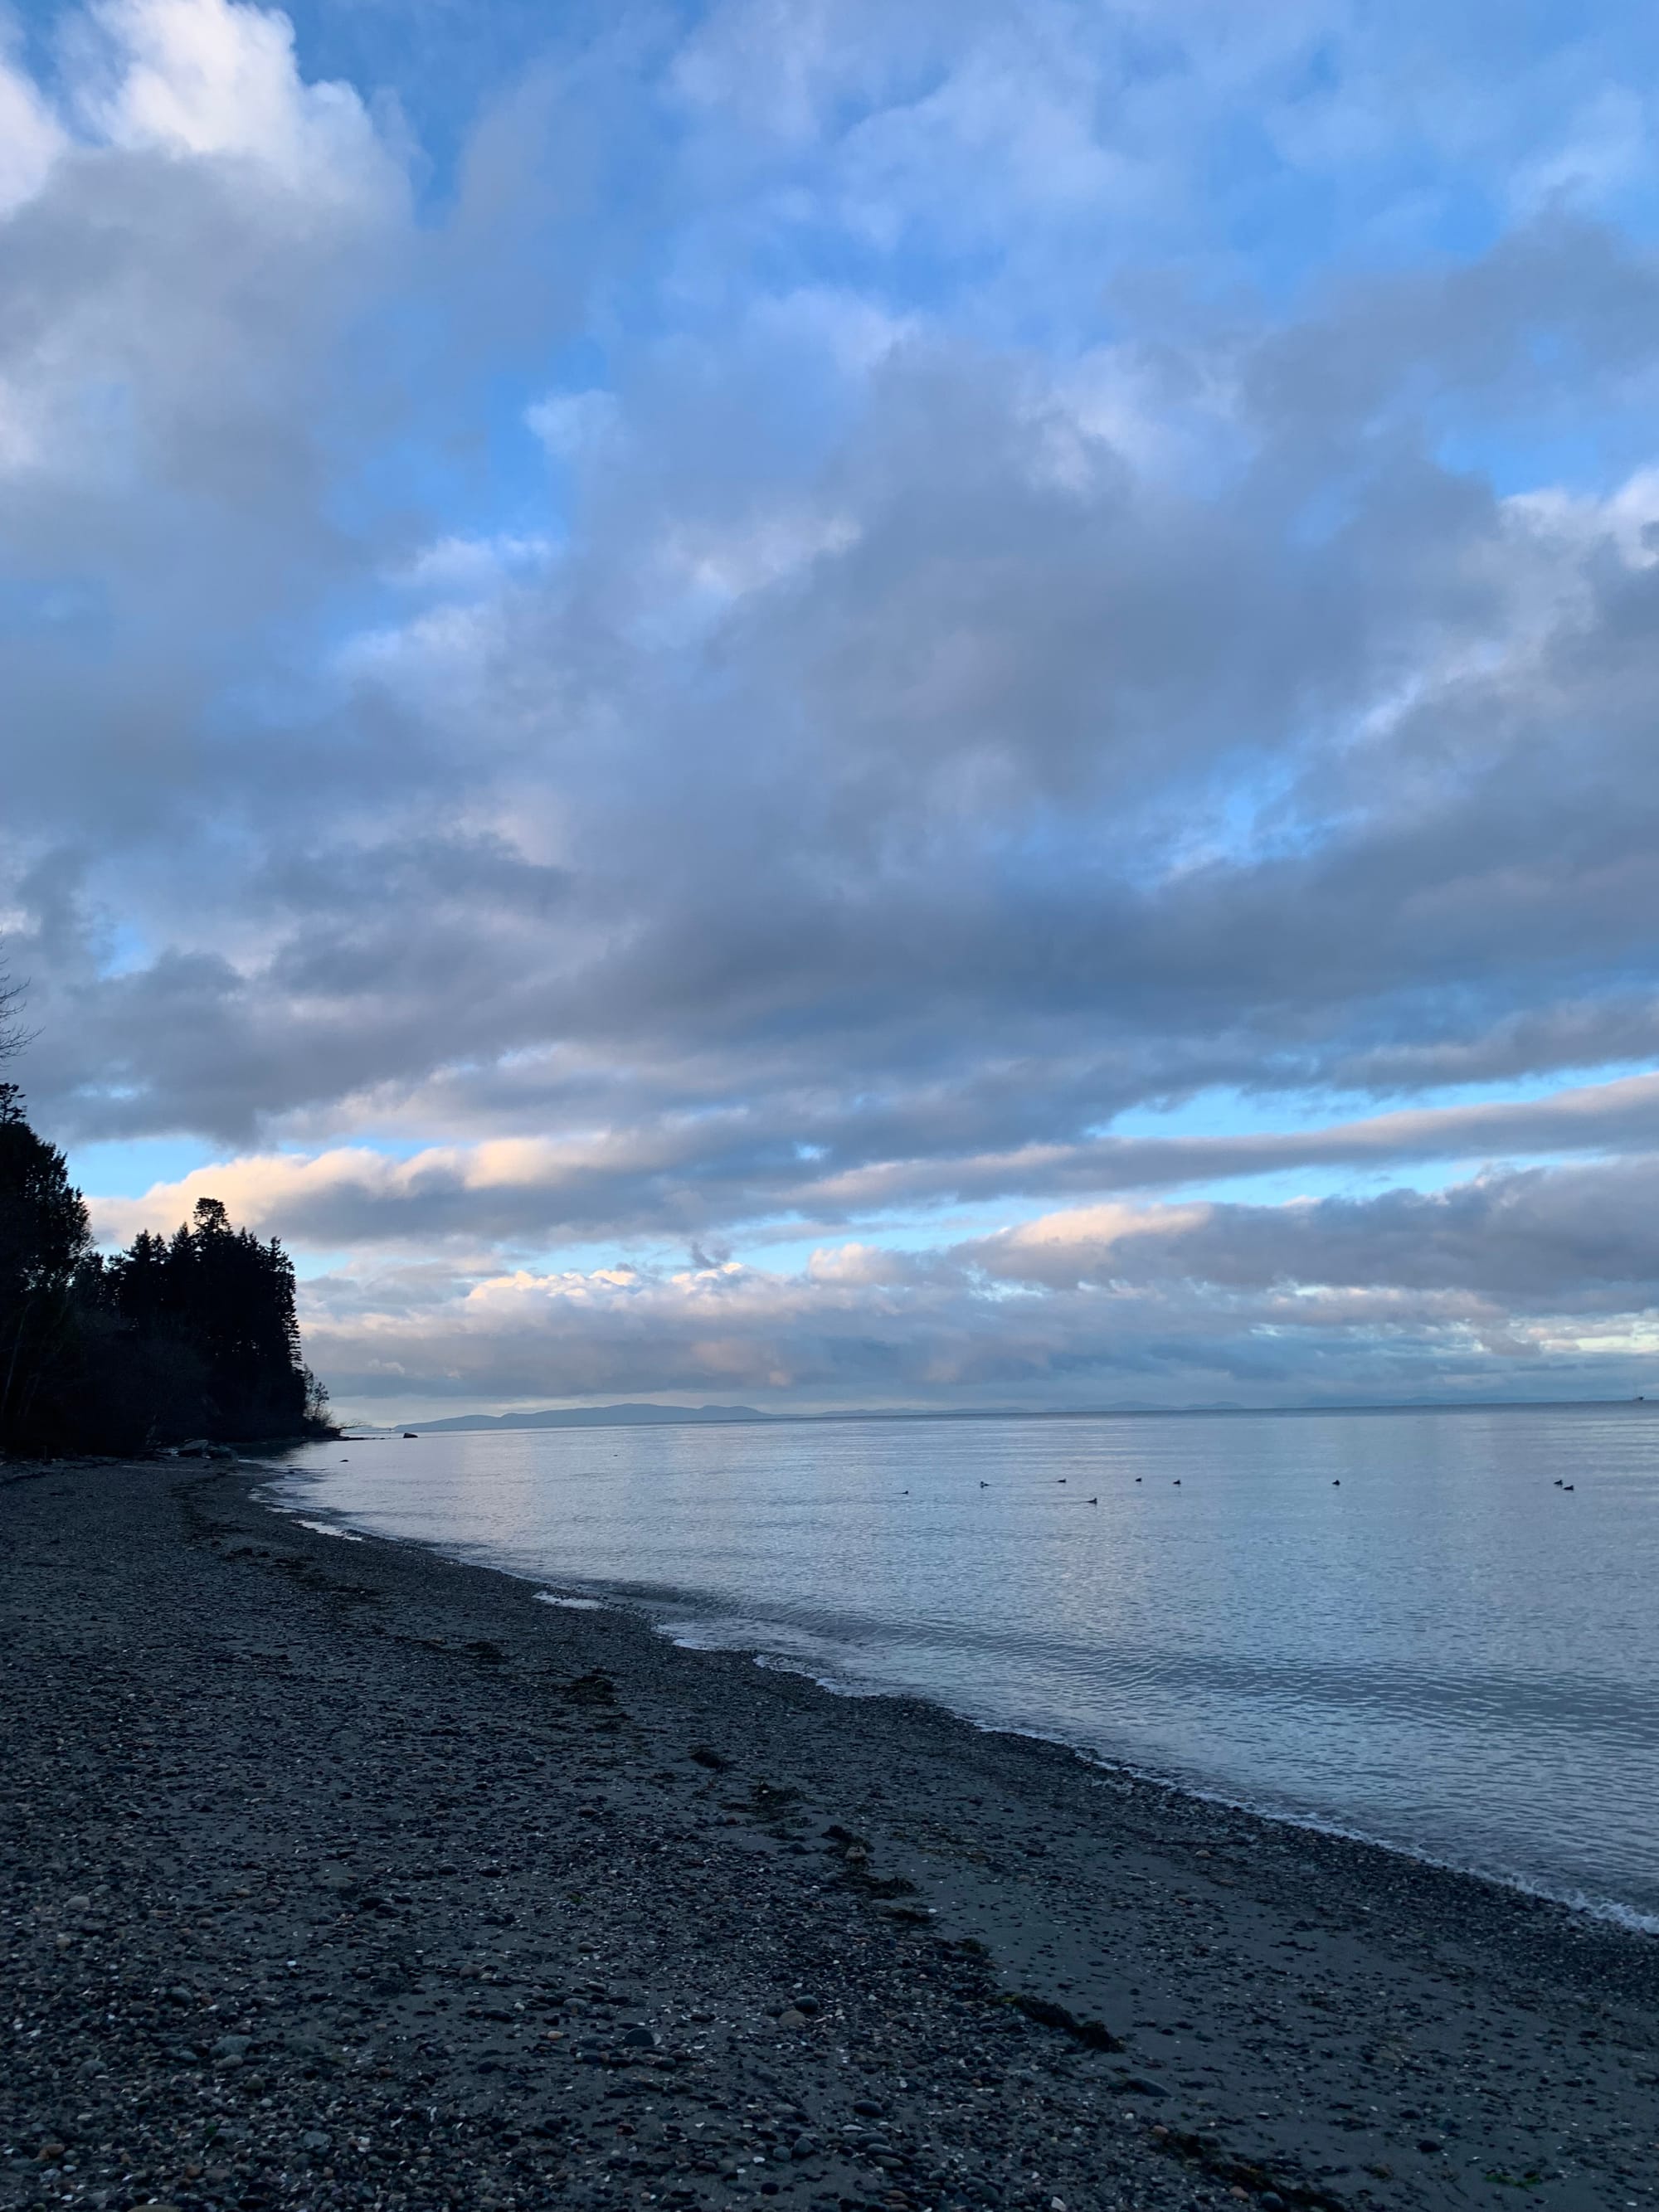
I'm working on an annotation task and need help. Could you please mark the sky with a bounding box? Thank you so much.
[7,0,1659,1418]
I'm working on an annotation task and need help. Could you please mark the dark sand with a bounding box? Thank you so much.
[2,1459,1655,2212]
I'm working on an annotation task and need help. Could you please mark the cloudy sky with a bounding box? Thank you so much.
[7,0,1659,1417]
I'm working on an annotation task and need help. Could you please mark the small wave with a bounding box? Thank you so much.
[752,1651,888,1697]
[536,1592,606,1611]
[293,1518,364,1542]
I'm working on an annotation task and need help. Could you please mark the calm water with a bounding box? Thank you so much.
[273,1405,1659,1928]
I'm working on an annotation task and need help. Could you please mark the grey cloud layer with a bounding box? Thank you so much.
[7,1,1659,1406]
[86,1069,1659,1254]
[297,1155,1659,1414]
[14,207,1659,1153]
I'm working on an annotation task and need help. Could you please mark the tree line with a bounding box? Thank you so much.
[1,1023,330,1454]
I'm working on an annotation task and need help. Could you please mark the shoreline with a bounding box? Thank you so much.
[2,1457,1656,2212]
[270,1466,1659,1942]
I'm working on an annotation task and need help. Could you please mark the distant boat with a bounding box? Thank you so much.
[403,1431,419,1438]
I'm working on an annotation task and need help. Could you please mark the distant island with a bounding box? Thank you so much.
[384,1403,776,1433]
[353,1394,1645,1437]
[365,1401,1169,1434]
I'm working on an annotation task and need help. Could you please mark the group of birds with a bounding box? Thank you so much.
[956,1473,1349,1500]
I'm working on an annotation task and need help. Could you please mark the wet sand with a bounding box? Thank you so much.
[2,1458,1654,2212]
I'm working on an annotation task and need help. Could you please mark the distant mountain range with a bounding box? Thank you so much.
[337,1395,1628,1441]
[381,1403,776,1434]
[350,1400,1165,1436]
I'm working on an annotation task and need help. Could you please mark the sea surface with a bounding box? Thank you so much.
[272,1403,1659,1928]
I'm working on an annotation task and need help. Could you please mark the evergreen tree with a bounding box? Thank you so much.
[0,1084,93,1449]
[108,1196,315,1439]
[0,1083,331,1455]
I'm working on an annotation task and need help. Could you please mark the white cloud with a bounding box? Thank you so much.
[527,387,622,460]
[75,0,383,197]
[0,41,67,216]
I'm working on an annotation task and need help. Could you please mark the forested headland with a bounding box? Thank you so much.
[0,1082,331,1456]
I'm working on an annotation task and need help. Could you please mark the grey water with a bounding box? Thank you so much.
[273,1403,1659,1928]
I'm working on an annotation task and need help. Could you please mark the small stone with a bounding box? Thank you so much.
[792,1996,821,2015]
[213,2034,253,2059]
[853,2099,885,2118]
[620,2025,656,2049]
[66,1895,91,1912]
[778,2010,809,2029]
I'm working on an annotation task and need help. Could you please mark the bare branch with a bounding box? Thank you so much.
[0,961,36,1066]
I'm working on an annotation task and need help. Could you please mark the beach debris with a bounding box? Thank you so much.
[1008,1991,1124,2052]
[558,1669,618,1704]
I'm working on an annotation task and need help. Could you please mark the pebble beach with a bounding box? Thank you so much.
[2,1459,1655,2212]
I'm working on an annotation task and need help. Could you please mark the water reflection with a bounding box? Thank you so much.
[275,1404,1659,1925]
